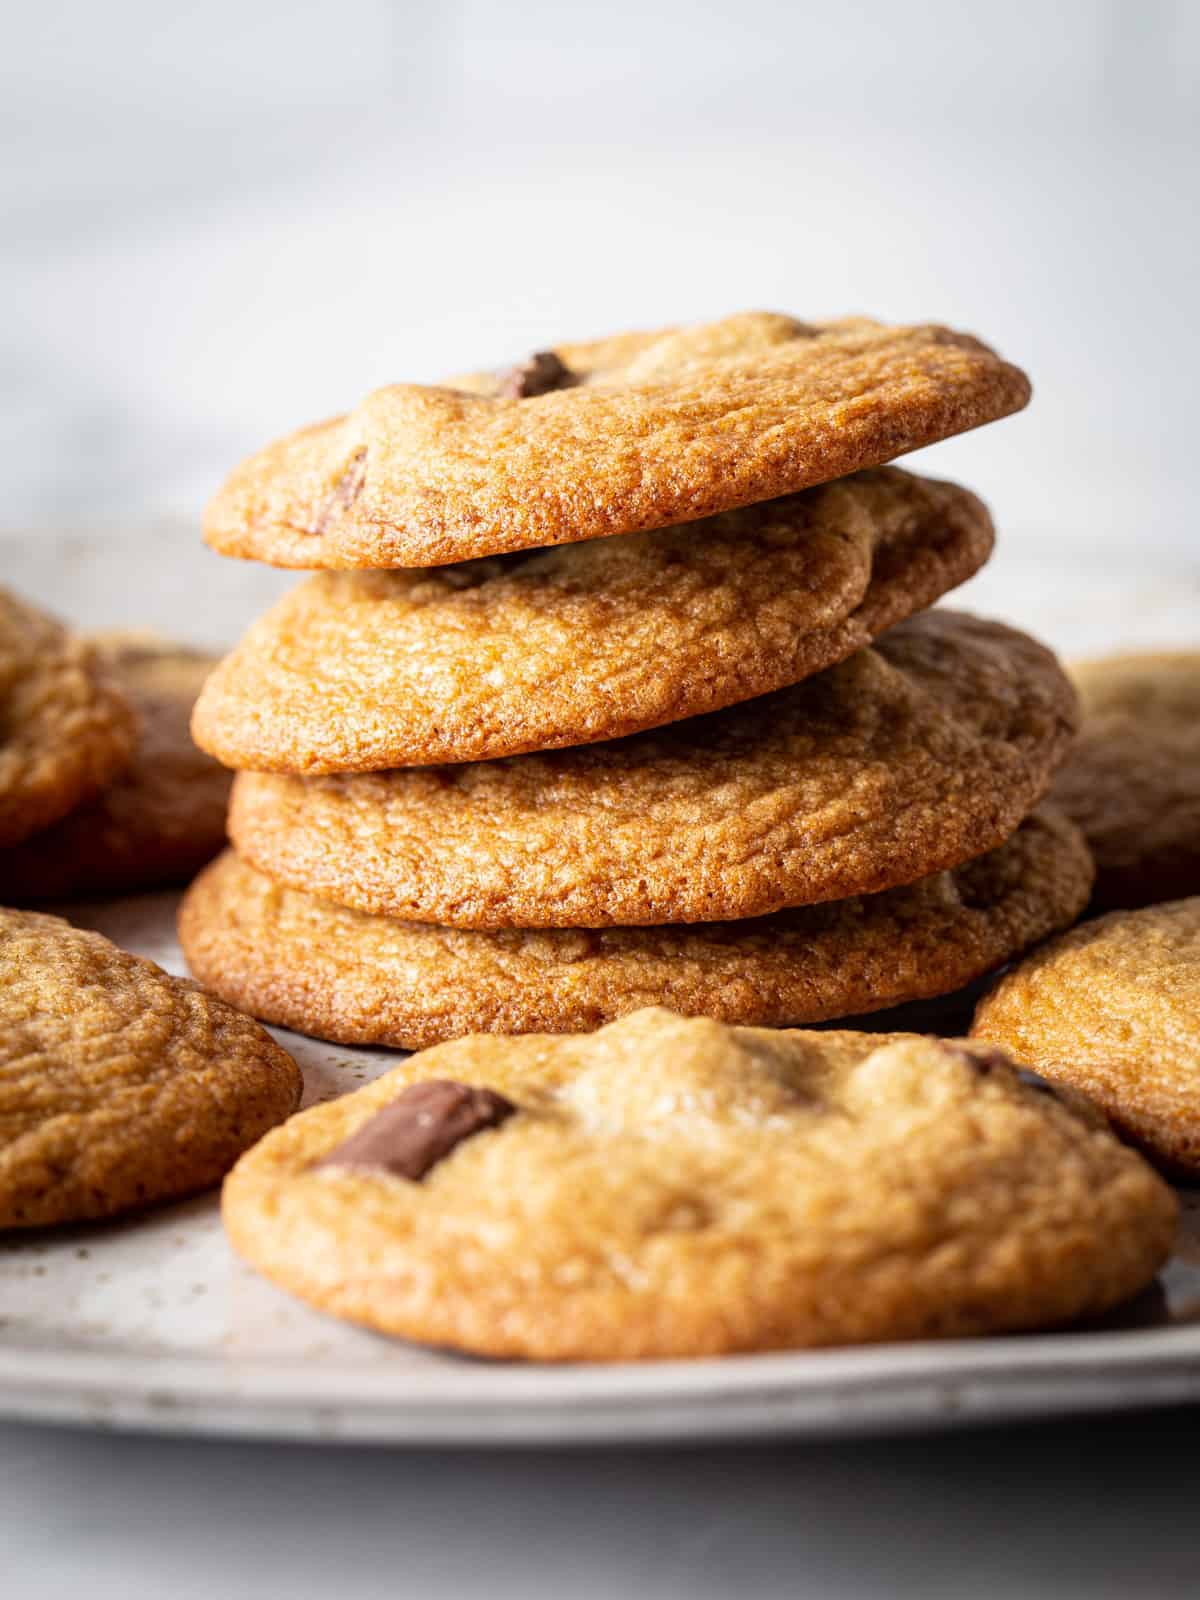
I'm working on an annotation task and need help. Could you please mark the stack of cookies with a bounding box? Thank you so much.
[182,311,1091,1049]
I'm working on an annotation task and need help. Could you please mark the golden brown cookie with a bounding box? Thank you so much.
[204,312,1030,569]
[221,1007,1174,1361]
[0,907,301,1228]
[973,896,1200,1177]
[179,809,1091,1050]
[228,612,1078,928]
[1050,652,1200,912]
[2,634,231,901]
[194,468,993,772]
[0,589,136,850]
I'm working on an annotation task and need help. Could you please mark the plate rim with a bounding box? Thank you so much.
[5,1322,1200,1445]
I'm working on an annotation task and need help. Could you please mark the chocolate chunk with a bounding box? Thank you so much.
[946,1042,1064,1099]
[1015,1067,1065,1099]
[498,350,575,399]
[308,448,367,536]
[942,1042,1014,1076]
[315,1079,515,1180]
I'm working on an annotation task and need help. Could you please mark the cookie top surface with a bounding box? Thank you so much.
[203,312,1030,569]
[2,634,231,900]
[194,468,993,771]
[0,907,301,1227]
[973,895,1200,1176]
[228,611,1078,927]
[221,1007,1172,1361]
[1050,652,1200,912]
[180,809,1092,1050]
[0,589,137,849]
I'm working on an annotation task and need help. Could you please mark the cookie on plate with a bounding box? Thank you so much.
[221,1007,1174,1360]
[0,907,301,1227]
[2,634,230,901]
[0,588,136,849]
[194,468,993,771]
[1050,651,1200,911]
[228,611,1078,928]
[180,809,1091,1049]
[973,896,1200,1176]
[204,311,1030,569]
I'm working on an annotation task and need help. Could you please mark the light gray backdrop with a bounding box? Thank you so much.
[3,0,1197,561]
[3,10,1200,1598]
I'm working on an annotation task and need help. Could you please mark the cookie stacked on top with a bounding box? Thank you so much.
[182,312,1090,1048]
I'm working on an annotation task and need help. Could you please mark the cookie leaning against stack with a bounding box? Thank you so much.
[184,309,1086,1044]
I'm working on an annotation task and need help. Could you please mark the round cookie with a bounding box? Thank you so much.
[0,907,301,1228]
[204,312,1030,569]
[180,809,1092,1050]
[1050,652,1200,911]
[228,611,1079,929]
[221,1007,1174,1361]
[194,468,993,772]
[0,588,136,849]
[2,634,231,901]
[973,896,1200,1177]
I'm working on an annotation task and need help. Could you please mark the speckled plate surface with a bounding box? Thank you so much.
[2,534,1199,1445]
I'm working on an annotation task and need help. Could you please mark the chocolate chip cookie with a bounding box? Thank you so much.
[194,469,993,771]
[2,634,230,900]
[0,908,301,1227]
[227,612,1078,928]
[204,312,1030,569]
[973,895,1200,1176]
[221,1007,1173,1360]
[0,589,136,849]
[1050,651,1200,911]
[179,809,1091,1049]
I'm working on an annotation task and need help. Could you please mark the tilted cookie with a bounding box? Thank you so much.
[222,1007,1174,1361]
[1050,652,1200,911]
[194,469,993,771]
[228,611,1078,928]
[0,908,302,1227]
[0,588,136,849]
[204,312,1030,569]
[973,896,1200,1177]
[2,634,231,900]
[180,810,1091,1049]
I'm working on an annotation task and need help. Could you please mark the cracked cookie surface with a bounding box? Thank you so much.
[1050,652,1200,911]
[204,312,1030,569]
[221,1007,1173,1361]
[228,611,1078,928]
[973,896,1200,1176]
[0,907,301,1227]
[3,634,230,900]
[194,468,992,771]
[0,589,136,849]
[180,809,1091,1049]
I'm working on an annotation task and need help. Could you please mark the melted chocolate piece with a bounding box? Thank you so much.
[942,1042,1014,1076]
[498,350,575,399]
[1015,1067,1065,1100]
[316,1079,516,1180]
[947,1042,1065,1100]
[308,448,367,536]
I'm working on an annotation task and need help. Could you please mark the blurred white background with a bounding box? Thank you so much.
[3,0,1197,560]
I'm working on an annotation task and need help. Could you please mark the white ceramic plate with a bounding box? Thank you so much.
[2,531,1198,1445]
